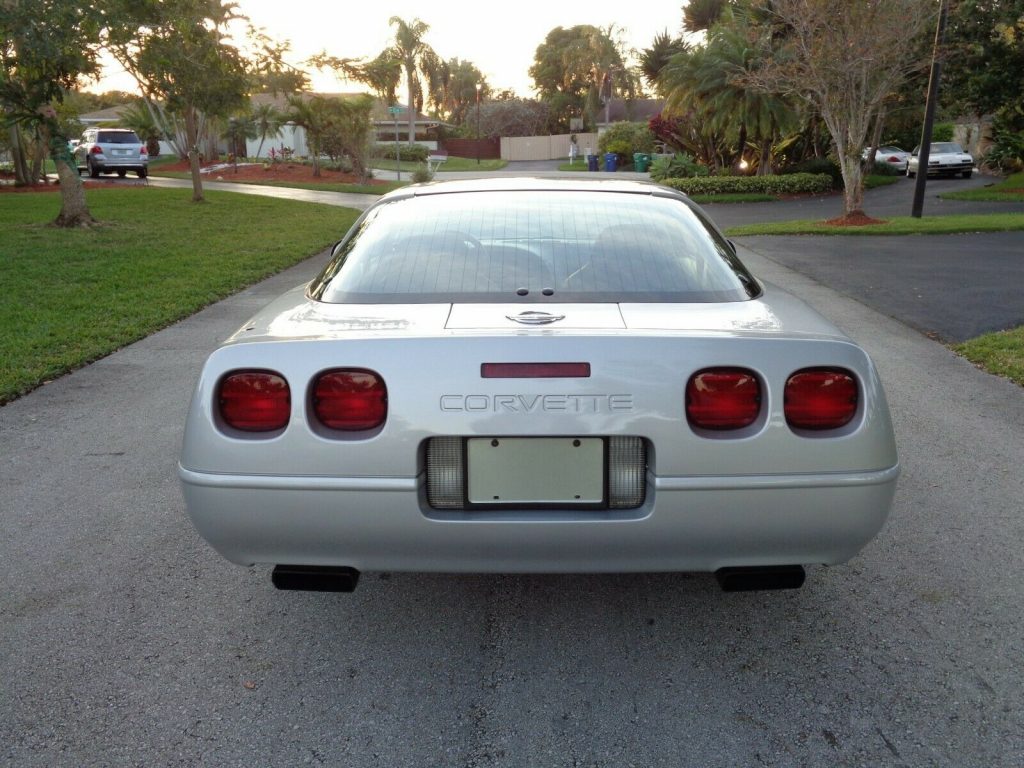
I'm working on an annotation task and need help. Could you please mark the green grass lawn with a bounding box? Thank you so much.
[0,187,356,403]
[955,328,1024,387]
[940,172,1024,202]
[725,212,1024,236]
[371,156,507,172]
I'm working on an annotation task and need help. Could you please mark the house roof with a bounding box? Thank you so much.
[78,105,132,123]
[598,98,666,125]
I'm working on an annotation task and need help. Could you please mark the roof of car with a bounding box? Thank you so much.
[377,176,684,204]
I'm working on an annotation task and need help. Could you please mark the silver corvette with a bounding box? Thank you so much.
[179,179,899,592]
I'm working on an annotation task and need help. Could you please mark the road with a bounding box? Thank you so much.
[2,175,1023,767]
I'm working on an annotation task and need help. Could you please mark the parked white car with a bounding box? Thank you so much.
[906,142,974,178]
[74,128,148,178]
[862,145,911,172]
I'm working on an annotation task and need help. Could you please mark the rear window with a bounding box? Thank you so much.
[98,131,141,144]
[310,190,759,304]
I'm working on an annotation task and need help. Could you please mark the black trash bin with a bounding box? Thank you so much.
[587,154,599,172]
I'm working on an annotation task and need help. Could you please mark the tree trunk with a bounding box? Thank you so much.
[406,67,416,145]
[866,108,886,168]
[9,125,33,186]
[42,124,96,228]
[53,155,95,227]
[185,107,205,202]
[757,139,773,175]
[840,156,865,214]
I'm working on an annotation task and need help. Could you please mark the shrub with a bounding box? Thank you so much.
[932,123,954,142]
[871,160,903,176]
[649,153,709,181]
[371,143,429,162]
[984,130,1024,173]
[597,122,656,164]
[781,158,842,188]
[660,173,833,197]
[411,164,434,183]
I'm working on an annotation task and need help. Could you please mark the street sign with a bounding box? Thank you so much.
[388,106,401,115]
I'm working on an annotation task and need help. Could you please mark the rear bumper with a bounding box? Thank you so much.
[92,156,147,170]
[179,464,899,572]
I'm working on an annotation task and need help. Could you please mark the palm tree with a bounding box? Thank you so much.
[661,11,795,174]
[251,103,284,159]
[120,101,164,157]
[387,17,440,145]
[639,31,689,90]
[286,95,334,177]
[222,113,258,170]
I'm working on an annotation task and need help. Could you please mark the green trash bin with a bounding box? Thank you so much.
[634,153,651,172]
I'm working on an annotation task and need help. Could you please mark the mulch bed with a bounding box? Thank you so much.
[1,160,387,192]
[824,210,887,226]
[156,160,385,186]
[0,176,109,194]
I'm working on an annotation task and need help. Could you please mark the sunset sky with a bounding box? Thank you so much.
[90,0,689,96]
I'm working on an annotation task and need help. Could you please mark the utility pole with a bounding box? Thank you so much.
[911,0,949,218]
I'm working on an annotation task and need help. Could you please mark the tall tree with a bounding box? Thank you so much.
[639,31,689,90]
[944,0,1024,127]
[308,51,401,106]
[387,17,440,144]
[684,0,731,33]
[104,0,250,201]
[529,24,635,130]
[431,58,489,125]
[1,0,101,226]
[662,11,796,174]
[745,0,937,217]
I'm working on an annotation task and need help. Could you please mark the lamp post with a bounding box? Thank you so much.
[475,83,482,165]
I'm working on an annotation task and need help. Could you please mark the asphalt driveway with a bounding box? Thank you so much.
[703,174,1024,341]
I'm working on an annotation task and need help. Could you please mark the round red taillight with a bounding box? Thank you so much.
[686,368,761,430]
[219,371,290,432]
[784,368,858,430]
[313,369,387,430]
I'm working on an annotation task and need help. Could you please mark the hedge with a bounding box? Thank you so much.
[660,173,833,197]
[370,143,429,162]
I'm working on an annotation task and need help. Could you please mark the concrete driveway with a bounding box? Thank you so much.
[2,173,1024,765]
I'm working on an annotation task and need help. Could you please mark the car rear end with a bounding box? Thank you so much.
[180,321,897,573]
[179,181,899,588]
[89,130,148,176]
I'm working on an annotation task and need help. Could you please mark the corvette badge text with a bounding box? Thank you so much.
[440,394,634,413]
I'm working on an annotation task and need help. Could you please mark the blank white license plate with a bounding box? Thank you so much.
[467,437,604,505]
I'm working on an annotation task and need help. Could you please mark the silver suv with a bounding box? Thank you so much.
[75,128,149,178]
